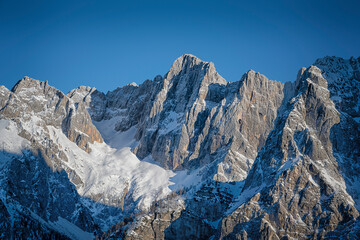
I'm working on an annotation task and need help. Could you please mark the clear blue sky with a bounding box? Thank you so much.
[1,0,360,93]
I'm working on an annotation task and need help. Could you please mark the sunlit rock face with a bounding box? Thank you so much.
[0,55,359,239]
[5,77,103,153]
[218,64,358,239]
[77,55,285,182]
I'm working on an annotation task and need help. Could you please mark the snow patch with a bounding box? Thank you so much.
[52,217,95,240]
[0,119,29,155]
[169,168,203,192]
[159,111,183,135]
[47,124,205,210]
[93,117,138,149]
[227,183,265,215]
[204,218,222,229]
[48,126,176,209]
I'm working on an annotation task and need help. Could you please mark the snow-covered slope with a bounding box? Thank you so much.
[47,122,173,210]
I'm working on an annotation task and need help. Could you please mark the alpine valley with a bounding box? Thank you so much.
[0,54,359,239]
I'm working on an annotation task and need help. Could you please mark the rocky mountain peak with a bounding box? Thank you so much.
[1,55,359,239]
[127,82,138,87]
[12,76,42,89]
[314,56,360,83]
[240,69,278,88]
[1,76,103,155]
[303,65,328,88]
[313,56,360,119]
[67,85,98,103]
[11,76,61,97]
[314,55,359,70]
[170,54,205,74]
[166,54,225,86]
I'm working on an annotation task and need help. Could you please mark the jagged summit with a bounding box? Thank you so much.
[11,76,53,94]
[166,54,220,82]
[240,69,281,85]
[174,54,205,64]
[314,55,360,65]
[180,53,199,58]
[314,56,360,82]
[66,85,98,102]
[127,82,138,87]
[170,54,205,70]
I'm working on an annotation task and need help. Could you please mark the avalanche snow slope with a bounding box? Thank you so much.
[48,117,176,210]
[219,65,360,239]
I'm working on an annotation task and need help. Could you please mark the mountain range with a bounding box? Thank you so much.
[0,54,359,239]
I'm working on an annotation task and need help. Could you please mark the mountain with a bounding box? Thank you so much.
[0,55,359,239]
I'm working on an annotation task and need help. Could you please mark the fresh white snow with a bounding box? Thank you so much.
[0,113,207,218]
[52,217,95,240]
[48,125,175,209]
[0,119,29,155]
[47,117,205,210]
[93,116,138,149]
[159,111,183,135]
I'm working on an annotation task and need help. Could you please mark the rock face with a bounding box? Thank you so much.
[131,55,284,181]
[74,55,284,182]
[5,77,103,154]
[0,55,360,239]
[218,65,359,239]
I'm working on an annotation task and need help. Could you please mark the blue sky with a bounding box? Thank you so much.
[1,0,360,93]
